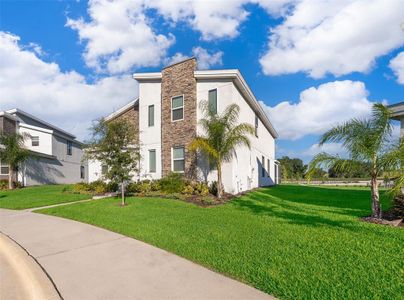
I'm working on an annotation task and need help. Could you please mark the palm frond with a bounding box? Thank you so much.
[307,152,358,181]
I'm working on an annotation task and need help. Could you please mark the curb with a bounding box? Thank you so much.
[0,233,61,300]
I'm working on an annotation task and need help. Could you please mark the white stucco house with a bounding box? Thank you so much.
[89,58,279,194]
[0,109,87,186]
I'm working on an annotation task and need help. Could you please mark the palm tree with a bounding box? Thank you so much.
[189,101,255,198]
[0,133,30,189]
[307,104,404,219]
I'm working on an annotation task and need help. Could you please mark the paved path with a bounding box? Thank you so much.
[0,208,274,300]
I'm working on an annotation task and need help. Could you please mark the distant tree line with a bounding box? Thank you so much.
[278,156,372,180]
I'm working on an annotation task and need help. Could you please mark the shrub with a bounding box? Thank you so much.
[139,181,152,194]
[0,179,8,190]
[106,181,118,192]
[127,181,141,193]
[73,182,92,194]
[194,182,209,196]
[159,172,185,193]
[89,180,108,194]
[209,181,218,196]
[182,184,194,195]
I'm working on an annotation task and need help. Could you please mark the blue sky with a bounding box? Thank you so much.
[1,0,403,162]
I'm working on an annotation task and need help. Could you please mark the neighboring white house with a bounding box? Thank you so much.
[0,109,87,186]
[389,102,404,138]
[89,58,279,194]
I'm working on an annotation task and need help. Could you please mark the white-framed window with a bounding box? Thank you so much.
[172,146,185,172]
[31,136,39,147]
[148,105,154,127]
[80,166,85,179]
[255,114,259,137]
[0,161,9,175]
[67,140,73,155]
[149,149,156,173]
[171,95,184,121]
[208,89,217,114]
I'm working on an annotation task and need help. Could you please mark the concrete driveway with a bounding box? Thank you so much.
[0,208,273,300]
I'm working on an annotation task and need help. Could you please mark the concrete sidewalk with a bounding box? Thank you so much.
[0,208,274,300]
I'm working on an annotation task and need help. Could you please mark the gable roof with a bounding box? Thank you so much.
[104,98,139,122]
[133,69,278,138]
[6,108,76,139]
[388,101,404,120]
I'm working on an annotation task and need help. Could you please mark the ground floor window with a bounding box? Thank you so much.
[172,146,185,172]
[262,156,265,177]
[149,149,156,173]
[0,161,9,175]
[80,165,85,179]
[267,159,270,177]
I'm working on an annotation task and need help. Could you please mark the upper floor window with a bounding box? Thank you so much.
[149,149,156,173]
[148,105,155,127]
[172,95,184,121]
[208,89,217,114]
[0,161,9,175]
[255,115,259,137]
[172,146,185,172]
[80,166,85,179]
[67,140,72,156]
[31,136,39,147]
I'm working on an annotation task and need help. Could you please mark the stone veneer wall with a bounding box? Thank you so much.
[0,116,16,135]
[111,104,140,143]
[161,58,197,178]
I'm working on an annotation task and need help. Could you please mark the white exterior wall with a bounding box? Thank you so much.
[18,124,53,156]
[138,81,162,180]
[196,79,276,194]
[88,159,102,182]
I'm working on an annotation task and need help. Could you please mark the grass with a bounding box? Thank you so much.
[38,185,404,300]
[0,185,90,209]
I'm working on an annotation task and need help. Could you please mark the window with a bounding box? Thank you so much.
[255,115,259,137]
[262,156,265,177]
[0,161,9,175]
[149,149,156,173]
[148,105,155,127]
[267,159,270,177]
[101,165,108,175]
[172,146,185,172]
[208,89,217,114]
[171,95,184,121]
[67,140,72,155]
[80,166,85,179]
[31,136,39,147]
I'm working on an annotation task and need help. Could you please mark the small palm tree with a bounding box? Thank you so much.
[189,102,254,198]
[307,104,404,219]
[0,133,30,189]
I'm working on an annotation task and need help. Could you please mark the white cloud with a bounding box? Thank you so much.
[67,0,175,74]
[192,47,223,69]
[164,47,223,69]
[389,52,404,84]
[302,143,346,157]
[148,0,250,41]
[261,80,374,140]
[0,31,137,140]
[260,0,404,78]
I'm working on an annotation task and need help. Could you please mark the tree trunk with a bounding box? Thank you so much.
[370,173,382,219]
[121,181,125,206]
[217,162,222,199]
[8,164,13,190]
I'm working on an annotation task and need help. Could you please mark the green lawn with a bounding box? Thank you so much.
[38,185,404,300]
[0,185,90,209]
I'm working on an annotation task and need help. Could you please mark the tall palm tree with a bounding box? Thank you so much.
[189,101,255,198]
[307,104,404,219]
[0,133,30,189]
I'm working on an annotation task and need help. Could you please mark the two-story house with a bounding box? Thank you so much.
[89,58,279,194]
[0,109,87,186]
